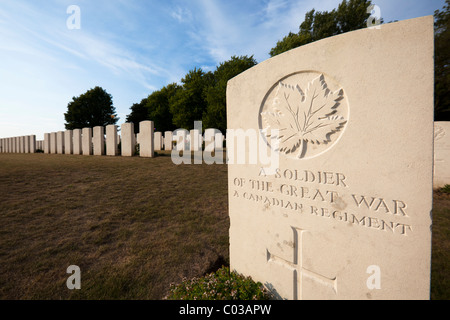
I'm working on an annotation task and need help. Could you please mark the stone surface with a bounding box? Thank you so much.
[64,130,73,155]
[121,123,135,157]
[82,128,92,156]
[154,132,163,151]
[139,121,155,158]
[434,122,450,188]
[44,133,50,154]
[106,125,118,156]
[56,131,65,154]
[93,126,105,156]
[164,131,173,151]
[227,16,434,300]
[73,129,82,155]
[50,132,57,154]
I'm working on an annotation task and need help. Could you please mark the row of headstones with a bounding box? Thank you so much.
[0,135,37,153]
[3,121,226,157]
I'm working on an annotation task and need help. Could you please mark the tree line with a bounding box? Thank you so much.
[64,0,449,132]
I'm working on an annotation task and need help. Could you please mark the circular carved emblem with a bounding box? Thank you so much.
[259,71,349,160]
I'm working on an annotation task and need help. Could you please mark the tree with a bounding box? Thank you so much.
[169,68,212,130]
[270,0,373,57]
[126,97,149,134]
[64,86,118,130]
[203,55,257,132]
[435,0,450,121]
[147,83,182,132]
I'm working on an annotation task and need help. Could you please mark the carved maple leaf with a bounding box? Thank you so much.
[261,74,346,159]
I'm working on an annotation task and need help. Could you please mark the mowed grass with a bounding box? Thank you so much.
[0,153,229,299]
[0,153,448,300]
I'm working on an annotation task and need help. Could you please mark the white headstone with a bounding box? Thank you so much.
[82,128,92,156]
[106,125,118,156]
[154,132,163,151]
[227,16,434,300]
[93,126,105,156]
[64,130,73,155]
[73,129,82,155]
[164,131,173,151]
[139,121,155,158]
[121,123,135,157]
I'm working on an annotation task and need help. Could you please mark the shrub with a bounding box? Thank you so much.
[165,267,271,300]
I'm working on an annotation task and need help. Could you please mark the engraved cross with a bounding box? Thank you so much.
[266,226,337,300]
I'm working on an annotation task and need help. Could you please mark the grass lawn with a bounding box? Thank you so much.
[0,153,448,300]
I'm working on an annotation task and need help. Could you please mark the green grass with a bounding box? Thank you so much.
[0,153,228,299]
[0,153,448,299]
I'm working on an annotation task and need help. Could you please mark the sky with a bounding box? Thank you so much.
[0,0,446,140]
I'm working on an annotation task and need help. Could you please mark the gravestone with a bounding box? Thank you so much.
[164,131,173,151]
[24,136,30,153]
[64,130,73,155]
[139,121,155,158]
[44,133,50,154]
[50,133,57,154]
[93,126,105,156]
[73,129,82,155]
[57,131,65,154]
[154,132,163,151]
[121,123,135,157]
[106,125,118,156]
[434,122,450,188]
[227,16,434,300]
[30,136,36,153]
[82,128,92,156]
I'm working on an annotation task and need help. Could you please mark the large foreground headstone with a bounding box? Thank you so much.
[227,17,434,300]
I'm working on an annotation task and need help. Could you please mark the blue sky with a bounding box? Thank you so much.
[0,0,445,140]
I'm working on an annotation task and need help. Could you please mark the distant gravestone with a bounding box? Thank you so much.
[64,130,73,155]
[121,123,135,157]
[44,133,50,154]
[434,122,450,188]
[139,121,155,158]
[227,17,434,300]
[56,131,65,154]
[82,128,92,156]
[73,129,82,155]
[93,126,105,156]
[154,132,163,151]
[50,133,57,154]
[30,136,36,153]
[106,125,118,156]
[164,131,173,151]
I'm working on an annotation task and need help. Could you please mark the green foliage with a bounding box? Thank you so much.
[125,56,256,132]
[167,68,211,130]
[203,55,257,132]
[64,86,119,130]
[270,0,373,57]
[440,184,450,194]
[166,267,271,300]
[435,0,450,121]
[126,98,150,134]
[147,83,182,132]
